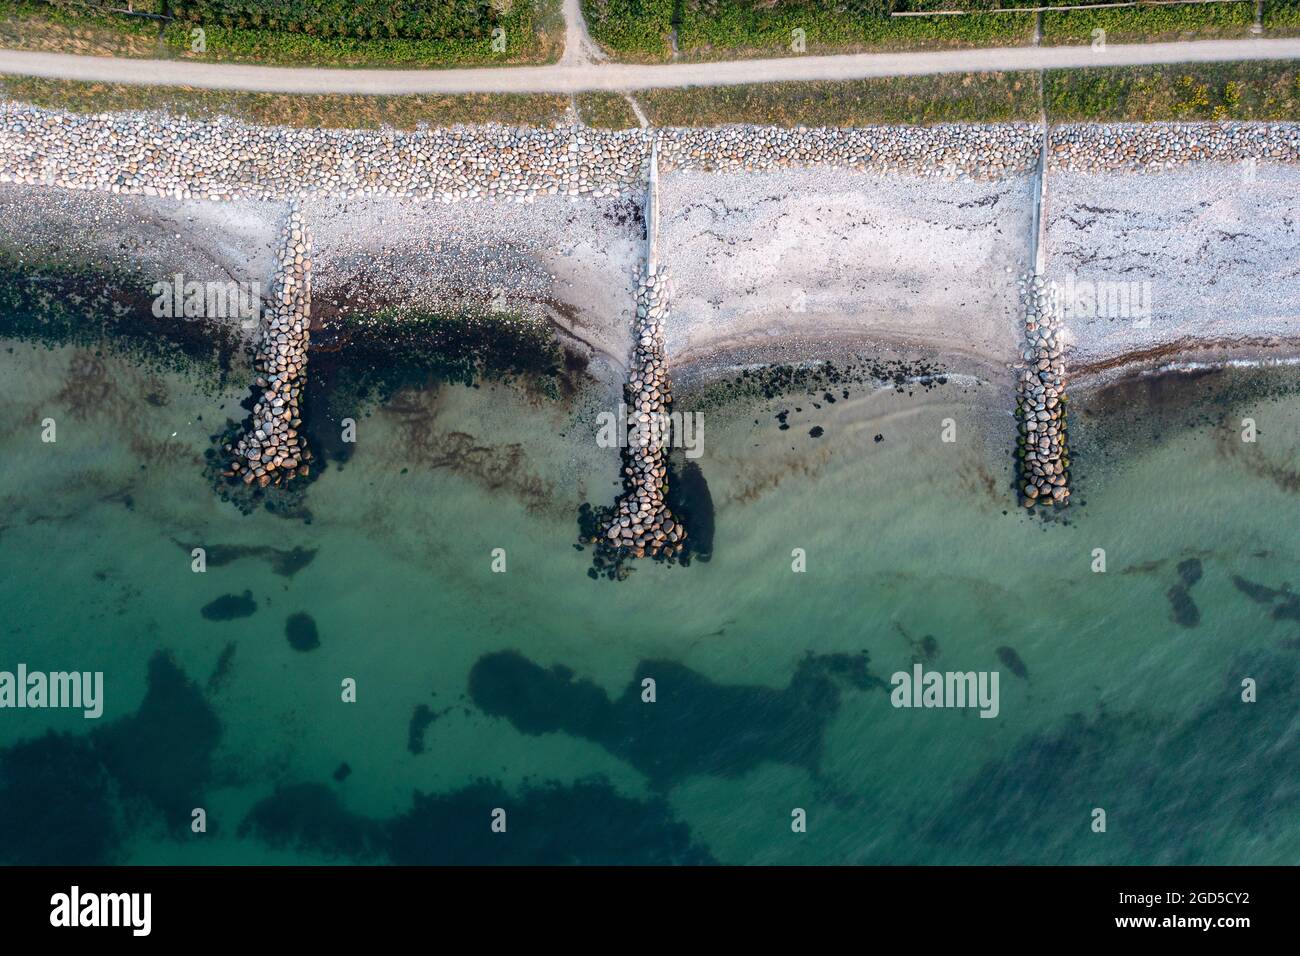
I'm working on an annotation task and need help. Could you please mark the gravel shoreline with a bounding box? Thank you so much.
[2,106,1299,390]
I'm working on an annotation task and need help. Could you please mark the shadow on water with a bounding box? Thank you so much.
[666,455,714,562]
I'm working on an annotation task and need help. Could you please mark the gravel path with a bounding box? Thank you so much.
[560,0,606,68]
[0,38,1298,94]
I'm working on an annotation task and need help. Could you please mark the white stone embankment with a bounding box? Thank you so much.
[1016,275,1069,507]
[1050,122,1300,172]
[5,105,1300,208]
[0,105,1045,202]
[226,207,313,487]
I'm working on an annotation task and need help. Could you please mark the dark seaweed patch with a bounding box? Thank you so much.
[304,306,566,467]
[0,652,222,863]
[207,641,237,692]
[285,613,320,652]
[1232,574,1281,604]
[174,539,317,578]
[388,778,713,865]
[468,649,885,789]
[1166,585,1201,628]
[240,776,713,865]
[0,258,241,382]
[0,732,117,865]
[692,358,945,412]
[407,704,442,755]
[1177,558,1203,588]
[239,783,385,860]
[995,646,1029,680]
[1165,558,1206,628]
[201,590,257,621]
[95,653,222,832]
[1233,575,1300,623]
[899,623,940,666]
[926,651,1298,864]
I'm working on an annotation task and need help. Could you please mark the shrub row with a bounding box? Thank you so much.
[590,0,1268,59]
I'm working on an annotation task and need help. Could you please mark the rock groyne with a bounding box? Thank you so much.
[604,263,684,558]
[1016,275,1069,507]
[226,207,313,488]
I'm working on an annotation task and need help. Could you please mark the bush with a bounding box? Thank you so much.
[1043,62,1300,121]
[1041,4,1254,45]
[166,1,502,41]
[581,0,674,57]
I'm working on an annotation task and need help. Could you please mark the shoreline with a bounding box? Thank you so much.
[3,210,1298,411]
[0,111,1297,432]
[1072,337,1300,390]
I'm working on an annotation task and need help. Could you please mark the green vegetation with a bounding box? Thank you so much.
[580,0,675,60]
[165,0,518,39]
[637,71,1041,126]
[1044,61,1300,121]
[0,0,161,56]
[4,0,1297,68]
[624,61,1300,127]
[582,0,1293,62]
[0,0,564,66]
[6,61,1299,130]
[1263,0,1300,32]
[853,12,1033,48]
[677,4,1033,60]
[575,90,642,127]
[158,0,563,66]
[1041,4,1255,45]
[0,75,572,128]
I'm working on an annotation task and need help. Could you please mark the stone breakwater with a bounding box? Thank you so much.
[1016,275,1069,507]
[605,265,685,558]
[225,207,313,488]
[0,105,1044,203]
[1050,122,1300,172]
[3,105,1300,203]
[659,124,1039,178]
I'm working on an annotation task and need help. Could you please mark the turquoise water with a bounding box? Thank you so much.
[1,324,1298,865]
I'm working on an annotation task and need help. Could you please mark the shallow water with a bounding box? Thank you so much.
[1,318,1298,865]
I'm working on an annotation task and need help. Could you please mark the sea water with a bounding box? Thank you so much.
[0,317,1297,865]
